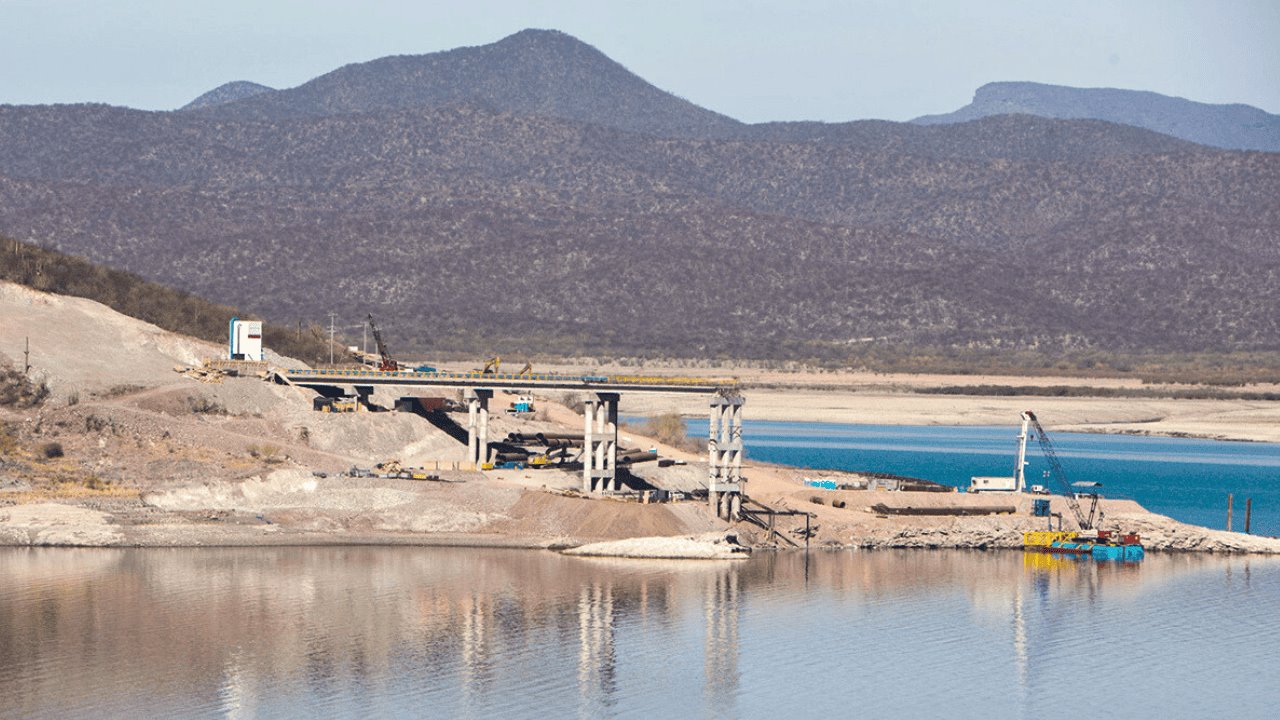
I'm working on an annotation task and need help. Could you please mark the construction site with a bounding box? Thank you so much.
[4,285,1279,555]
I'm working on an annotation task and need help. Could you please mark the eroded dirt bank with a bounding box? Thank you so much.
[3,281,1277,555]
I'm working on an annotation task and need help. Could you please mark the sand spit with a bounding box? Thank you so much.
[0,503,122,546]
[563,532,751,559]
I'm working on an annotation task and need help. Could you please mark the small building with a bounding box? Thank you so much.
[969,475,1019,492]
[228,317,264,361]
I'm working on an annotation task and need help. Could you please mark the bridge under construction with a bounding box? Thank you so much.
[276,368,747,519]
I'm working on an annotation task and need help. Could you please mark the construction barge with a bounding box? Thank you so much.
[1023,530,1145,561]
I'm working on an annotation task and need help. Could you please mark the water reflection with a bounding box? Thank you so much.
[2,548,1278,719]
[577,581,615,715]
[703,569,739,718]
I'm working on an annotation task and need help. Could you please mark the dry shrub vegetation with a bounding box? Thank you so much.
[247,443,284,464]
[2,236,337,364]
[0,362,49,408]
[644,413,701,452]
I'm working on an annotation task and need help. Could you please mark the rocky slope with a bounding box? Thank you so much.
[190,29,741,138]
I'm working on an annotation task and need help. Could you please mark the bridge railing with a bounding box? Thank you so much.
[281,368,738,388]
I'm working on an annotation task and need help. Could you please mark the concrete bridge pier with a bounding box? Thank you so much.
[465,389,493,465]
[708,394,745,520]
[583,392,620,493]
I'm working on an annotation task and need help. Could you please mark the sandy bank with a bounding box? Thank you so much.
[563,532,750,559]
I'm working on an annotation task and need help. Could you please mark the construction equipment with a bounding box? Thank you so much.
[366,314,399,371]
[479,356,501,374]
[314,396,358,413]
[506,394,535,415]
[1024,411,1100,531]
[516,361,533,376]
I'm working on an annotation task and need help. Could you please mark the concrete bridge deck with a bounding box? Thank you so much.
[275,366,744,517]
[277,368,737,394]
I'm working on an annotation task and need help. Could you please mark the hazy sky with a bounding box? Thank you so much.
[2,0,1277,121]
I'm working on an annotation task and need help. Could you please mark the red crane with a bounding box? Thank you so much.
[366,314,398,371]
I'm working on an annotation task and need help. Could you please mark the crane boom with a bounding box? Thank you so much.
[1023,411,1098,531]
[366,314,398,371]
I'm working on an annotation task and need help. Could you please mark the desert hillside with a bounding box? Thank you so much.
[1,30,1276,359]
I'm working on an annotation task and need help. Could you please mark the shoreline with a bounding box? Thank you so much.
[618,389,1280,444]
[4,490,1277,554]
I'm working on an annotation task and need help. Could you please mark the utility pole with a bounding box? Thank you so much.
[23,336,30,374]
[328,312,337,365]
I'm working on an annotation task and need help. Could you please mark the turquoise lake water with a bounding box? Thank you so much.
[682,420,1280,536]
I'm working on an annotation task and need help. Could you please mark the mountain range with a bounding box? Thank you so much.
[0,29,1276,359]
[914,81,1280,152]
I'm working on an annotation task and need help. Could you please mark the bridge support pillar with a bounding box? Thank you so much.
[583,392,620,493]
[465,389,493,466]
[708,394,745,520]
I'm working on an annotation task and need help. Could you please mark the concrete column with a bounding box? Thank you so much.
[595,397,607,476]
[467,392,479,464]
[601,394,619,491]
[465,389,493,466]
[582,393,620,493]
[730,402,743,484]
[583,398,597,492]
[708,394,745,520]
[708,403,721,510]
[478,395,490,464]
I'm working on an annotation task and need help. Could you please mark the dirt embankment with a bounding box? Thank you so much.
[733,465,1280,554]
[3,281,1277,554]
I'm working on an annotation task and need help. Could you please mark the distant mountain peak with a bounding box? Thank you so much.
[913,81,1280,152]
[185,29,740,138]
[179,81,275,111]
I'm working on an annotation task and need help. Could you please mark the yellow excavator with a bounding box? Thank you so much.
[479,356,501,374]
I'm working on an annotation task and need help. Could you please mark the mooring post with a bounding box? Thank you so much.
[1245,497,1252,534]
[1227,493,1234,532]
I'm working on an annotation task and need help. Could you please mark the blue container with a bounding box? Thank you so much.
[1091,544,1145,561]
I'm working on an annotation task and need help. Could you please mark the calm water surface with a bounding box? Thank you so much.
[2,547,1278,719]
[680,420,1280,535]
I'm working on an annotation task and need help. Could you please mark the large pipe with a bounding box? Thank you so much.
[503,433,583,449]
[618,450,659,465]
[537,432,584,442]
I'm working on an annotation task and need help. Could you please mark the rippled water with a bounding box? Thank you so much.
[3,548,1278,719]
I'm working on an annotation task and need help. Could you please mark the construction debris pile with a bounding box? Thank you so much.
[491,431,659,471]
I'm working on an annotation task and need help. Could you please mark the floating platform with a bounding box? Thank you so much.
[1023,530,1144,561]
